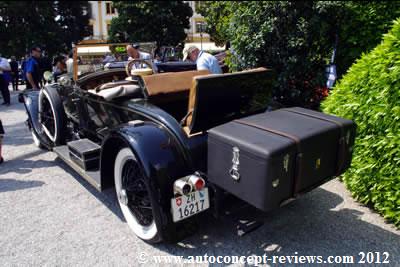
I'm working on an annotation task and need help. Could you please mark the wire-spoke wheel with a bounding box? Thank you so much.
[38,86,66,146]
[114,148,162,243]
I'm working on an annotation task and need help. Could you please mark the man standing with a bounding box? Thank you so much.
[0,55,11,105]
[126,43,152,71]
[9,56,19,91]
[21,55,28,85]
[126,43,151,61]
[183,46,222,74]
[52,55,67,82]
[0,118,4,164]
[66,51,74,74]
[25,46,42,90]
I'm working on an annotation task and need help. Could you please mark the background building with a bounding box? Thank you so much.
[87,1,118,42]
[85,1,221,50]
[184,1,210,43]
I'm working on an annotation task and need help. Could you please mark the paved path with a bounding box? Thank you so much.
[0,91,399,266]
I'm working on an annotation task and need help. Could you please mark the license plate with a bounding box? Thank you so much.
[171,188,210,222]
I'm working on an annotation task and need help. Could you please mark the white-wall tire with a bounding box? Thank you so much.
[114,147,161,242]
[38,87,66,146]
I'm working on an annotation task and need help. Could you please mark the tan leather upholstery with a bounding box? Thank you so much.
[141,70,209,97]
[184,67,273,135]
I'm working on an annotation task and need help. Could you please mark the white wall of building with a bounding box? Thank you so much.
[184,1,210,42]
[89,1,118,41]
[87,1,210,43]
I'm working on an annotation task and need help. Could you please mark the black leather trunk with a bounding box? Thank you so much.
[207,107,355,212]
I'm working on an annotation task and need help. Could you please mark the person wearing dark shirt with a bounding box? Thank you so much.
[26,46,42,90]
[0,119,4,164]
[9,56,19,91]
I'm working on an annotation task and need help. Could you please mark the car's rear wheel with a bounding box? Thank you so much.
[38,86,66,146]
[114,148,162,243]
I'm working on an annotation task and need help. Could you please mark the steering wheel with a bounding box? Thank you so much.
[126,59,154,76]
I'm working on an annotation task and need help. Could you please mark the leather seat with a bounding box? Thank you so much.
[139,70,209,97]
[183,68,274,135]
[89,84,142,101]
[95,80,139,92]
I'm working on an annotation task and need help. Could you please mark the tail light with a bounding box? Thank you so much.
[173,174,206,196]
[188,175,205,191]
[173,179,192,195]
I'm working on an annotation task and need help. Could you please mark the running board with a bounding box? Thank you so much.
[53,146,102,191]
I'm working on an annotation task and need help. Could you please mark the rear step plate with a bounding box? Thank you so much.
[53,146,102,191]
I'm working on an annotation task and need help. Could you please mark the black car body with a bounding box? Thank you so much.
[21,62,355,243]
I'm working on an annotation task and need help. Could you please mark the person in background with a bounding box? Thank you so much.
[126,43,151,61]
[21,55,28,85]
[39,51,52,87]
[0,55,11,105]
[103,53,116,64]
[126,43,152,71]
[52,55,67,82]
[25,46,42,90]
[66,51,74,74]
[183,46,222,74]
[0,118,4,164]
[9,56,19,91]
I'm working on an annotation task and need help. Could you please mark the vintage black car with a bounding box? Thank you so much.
[21,58,356,243]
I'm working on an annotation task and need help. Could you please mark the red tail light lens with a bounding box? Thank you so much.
[188,175,205,191]
[195,179,205,190]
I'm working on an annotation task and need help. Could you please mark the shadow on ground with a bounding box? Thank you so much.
[155,188,400,264]
[56,159,124,221]
[0,178,45,193]
[0,149,53,176]
[60,157,400,265]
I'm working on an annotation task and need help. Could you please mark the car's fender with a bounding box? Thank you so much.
[100,121,191,231]
[20,90,52,149]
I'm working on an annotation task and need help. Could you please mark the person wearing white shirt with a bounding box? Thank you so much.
[66,51,74,74]
[0,56,11,105]
[126,43,152,72]
[126,43,151,61]
[183,46,222,74]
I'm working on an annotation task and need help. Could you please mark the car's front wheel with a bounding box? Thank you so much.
[38,86,66,146]
[114,147,162,243]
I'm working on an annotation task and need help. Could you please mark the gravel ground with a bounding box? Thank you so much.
[0,90,399,266]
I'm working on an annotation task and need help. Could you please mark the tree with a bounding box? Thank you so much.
[55,1,91,50]
[0,1,61,57]
[108,1,192,46]
[196,1,232,47]
[322,19,400,227]
[198,1,400,109]
[333,1,400,77]
[0,1,91,58]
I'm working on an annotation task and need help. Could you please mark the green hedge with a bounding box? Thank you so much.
[322,19,400,227]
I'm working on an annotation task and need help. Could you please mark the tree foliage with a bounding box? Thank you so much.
[322,19,400,227]
[198,1,400,109]
[0,1,90,58]
[108,1,192,46]
[196,2,232,47]
[55,1,91,49]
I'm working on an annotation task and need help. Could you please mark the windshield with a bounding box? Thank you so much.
[75,42,156,77]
